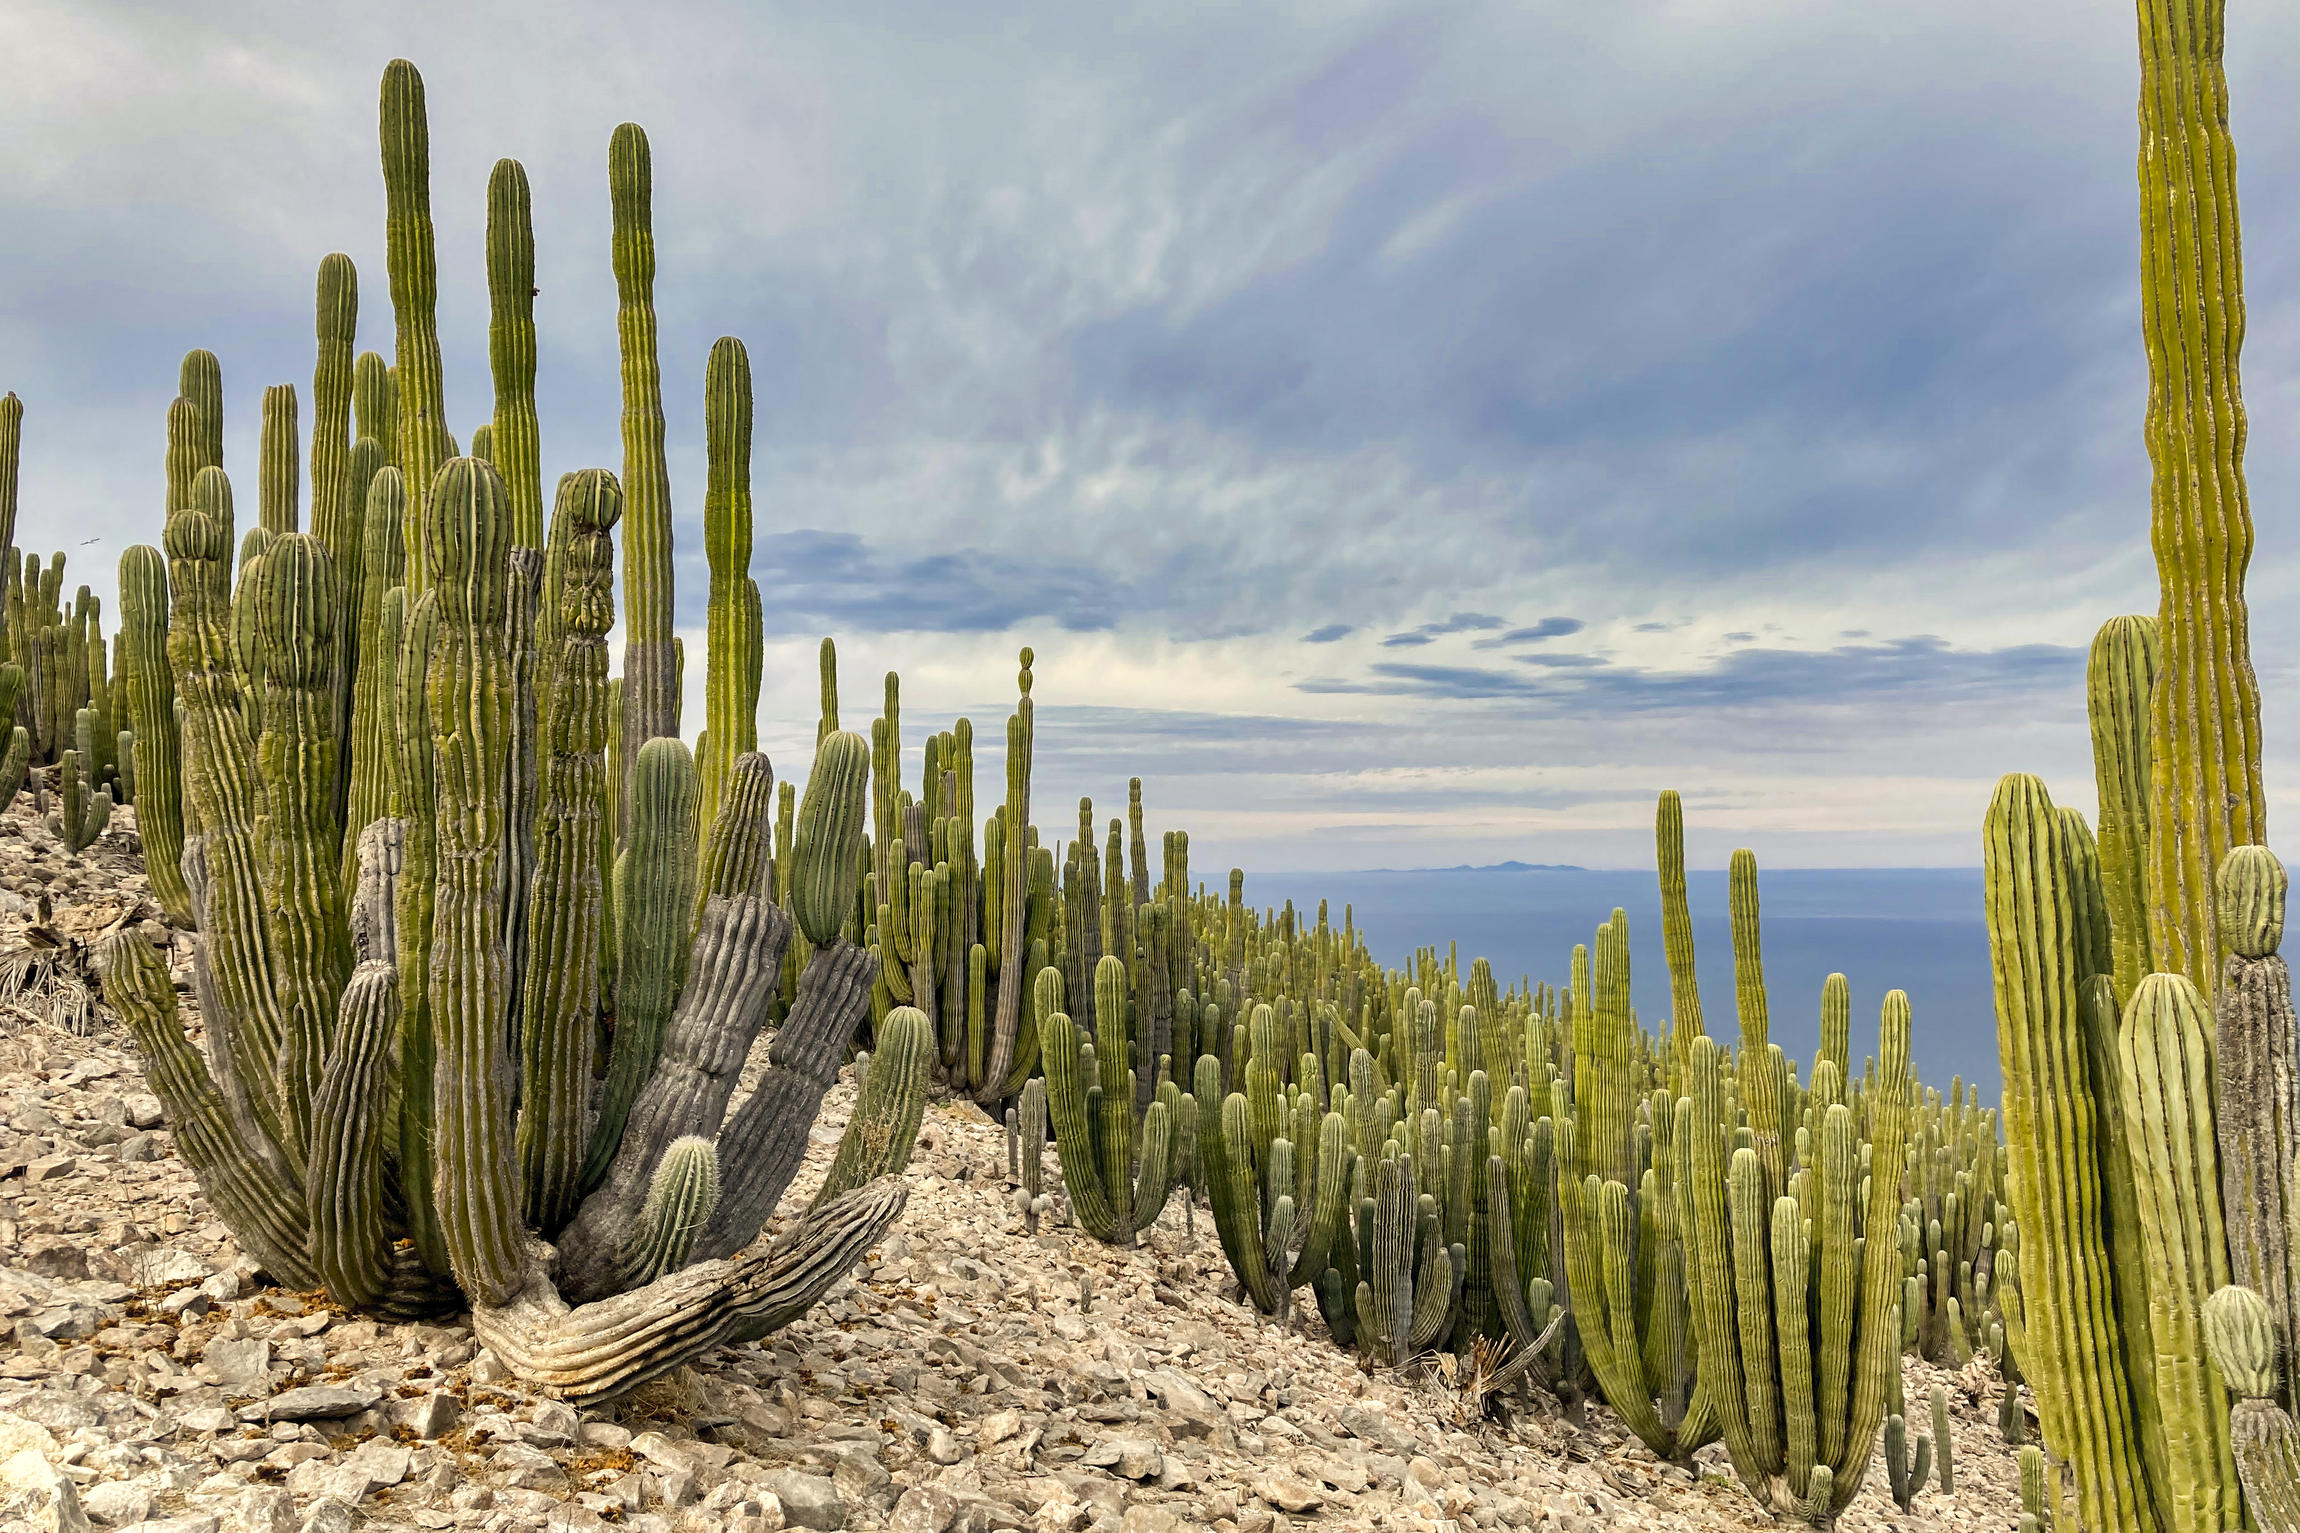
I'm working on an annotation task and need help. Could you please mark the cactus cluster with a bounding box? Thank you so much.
[50,59,964,1404]
[0,424,131,847]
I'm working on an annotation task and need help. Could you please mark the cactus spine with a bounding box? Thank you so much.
[2137,0,2263,993]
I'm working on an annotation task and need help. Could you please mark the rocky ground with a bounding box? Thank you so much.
[0,794,2021,1532]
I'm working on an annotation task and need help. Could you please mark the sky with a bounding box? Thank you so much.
[2,0,2296,880]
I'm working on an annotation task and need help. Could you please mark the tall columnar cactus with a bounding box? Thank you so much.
[117,546,192,923]
[486,159,543,550]
[354,350,395,460]
[308,254,360,590]
[700,336,758,829]
[1729,847,1786,1194]
[610,121,678,800]
[2215,846,2300,1422]
[2203,1286,2300,1533]
[1986,773,2158,1533]
[1680,991,1910,1522]
[380,60,451,581]
[2136,0,2264,994]
[339,466,407,895]
[1656,788,1706,1065]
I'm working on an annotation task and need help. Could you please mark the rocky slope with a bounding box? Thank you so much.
[0,798,2021,1533]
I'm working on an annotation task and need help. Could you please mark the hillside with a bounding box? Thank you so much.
[0,802,2019,1533]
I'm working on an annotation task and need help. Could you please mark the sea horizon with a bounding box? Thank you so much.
[1244,863,2001,1104]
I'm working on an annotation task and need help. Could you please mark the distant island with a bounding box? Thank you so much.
[1372,860,1590,874]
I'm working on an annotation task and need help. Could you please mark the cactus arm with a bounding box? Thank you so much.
[621,1137,719,1288]
[340,466,407,892]
[813,1005,933,1207]
[259,384,299,536]
[164,506,298,1159]
[690,937,875,1264]
[609,122,679,789]
[2137,0,2264,992]
[584,737,701,1185]
[380,62,450,582]
[97,931,318,1289]
[484,160,544,549]
[2119,972,2239,1532]
[117,548,192,921]
[392,587,450,1277]
[516,470,620,1234]
[1040,1008,1119,1242]
[1985,773,2159,1533]
[473,1180,906,1406]
[555,891,791,1298]
[2090,616,2161,1000]
[422,457,526,1307]
[700,336,755,829]
[1655,790,1705,1069]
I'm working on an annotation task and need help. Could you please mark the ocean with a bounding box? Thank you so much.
[1247,866,2001,1106]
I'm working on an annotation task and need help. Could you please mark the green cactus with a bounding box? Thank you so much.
[609,121,678,799]
[339,465,408,896]
[1655,788,1706,1067]
[518,469,620,1235]
[380,61,451,580]
[259,383,299,536]
[354,349,395,460]
[308,255,360,596]
[1933,1380,1955,1494]
[1882,1403,1933,1512]
[2137,0,2265,995]
[1040,954,1183,1246]
[46,706,112,854]
[116,546,191,922]
[622,1137,719,1288]
[1679,988,1910,1521]
[2090,616,2160,1001]
[1012,1075,1053,1233]
[2203,1285,2300,1533]
[700,336,757,831]
[814,1006,933,1206]
[1986,772,2160,1533]
[585,735,701,1189]
[2119,970,2239,1531]
[108,64,926,1408]
[486,159,544,549]
[0,391,19,558]
[791,728,870,946]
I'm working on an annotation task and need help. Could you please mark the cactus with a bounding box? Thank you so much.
[486,159,543,550]
[2137,0,2264,993]
[2203,1285,2300,1532]
[0,391,19,558]
[791,728,870,946]
[1012,1076,1053,1233]
[1986,772,2160,1533]
[2119,970,2239,1530]
[116,546,191,921]
[2090,616,2159,1000]
[700,336,757,829]
[1932,1380,1955,1494]
[259,383,299,536]
[1679,987,1910,1521]
[1041,954,1184,1246]
[380,61,449,576]
[610,121,678,800]
[46,706,113,853]
[1882,1404,1933,1512]
[2215,846,2300,1422]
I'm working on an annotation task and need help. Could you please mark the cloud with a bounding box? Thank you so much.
[1301,623,1354,644]
[1474,616,1584,647]
[1382,611,1505,646]
[1300,635,2084,713]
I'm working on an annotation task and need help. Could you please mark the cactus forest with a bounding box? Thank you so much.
[0,0,2286,1525]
